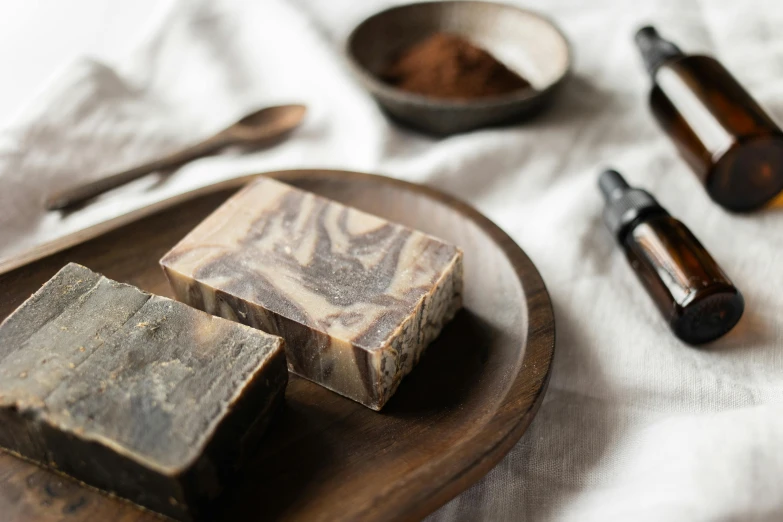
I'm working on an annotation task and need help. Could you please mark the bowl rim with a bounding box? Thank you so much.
[344,0,573,110]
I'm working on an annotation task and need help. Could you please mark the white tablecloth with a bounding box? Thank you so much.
[2,0,783,520]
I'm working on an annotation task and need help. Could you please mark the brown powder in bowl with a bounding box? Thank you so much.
[381,32,531,100]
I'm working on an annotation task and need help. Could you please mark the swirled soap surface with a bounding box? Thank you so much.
[161,177,463,410]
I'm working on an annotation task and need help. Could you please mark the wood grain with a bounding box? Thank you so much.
[0,169,555,522]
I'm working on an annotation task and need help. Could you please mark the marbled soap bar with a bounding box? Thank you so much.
[160,177,463,410]
[0,263,287,521]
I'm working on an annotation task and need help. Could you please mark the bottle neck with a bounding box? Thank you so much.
[599,169,669,241]
[635,26,685,78]
[618,207,670,243]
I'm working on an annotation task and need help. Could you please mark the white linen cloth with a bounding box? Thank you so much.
[2,0,783,520]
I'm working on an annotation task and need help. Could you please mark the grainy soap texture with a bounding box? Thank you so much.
[0,263,287,520]
[160,177,463,410]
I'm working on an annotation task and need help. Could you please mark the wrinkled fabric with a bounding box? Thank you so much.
[2,1,783,520]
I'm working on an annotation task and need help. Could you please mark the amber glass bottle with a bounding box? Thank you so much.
[635,26,783,211]
[599,169,744,344]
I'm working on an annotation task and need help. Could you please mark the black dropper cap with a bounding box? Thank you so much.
[634,25,685,77]
[599,169,667,240]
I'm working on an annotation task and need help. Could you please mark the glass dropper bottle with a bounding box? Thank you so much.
[635,26,783,211]
[599,168,744,344]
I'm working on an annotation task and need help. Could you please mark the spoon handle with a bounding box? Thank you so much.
[45,132,232,211]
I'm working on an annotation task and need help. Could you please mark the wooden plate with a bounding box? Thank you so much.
[0,170,555,521]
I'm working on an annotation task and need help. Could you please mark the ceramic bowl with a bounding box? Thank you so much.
[346,1,572,135]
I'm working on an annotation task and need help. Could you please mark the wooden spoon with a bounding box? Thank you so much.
[45,104,307,211]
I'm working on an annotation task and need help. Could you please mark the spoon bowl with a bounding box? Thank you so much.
[229,104,307,142]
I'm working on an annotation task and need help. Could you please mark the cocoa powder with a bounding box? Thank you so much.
[381,32,531,100]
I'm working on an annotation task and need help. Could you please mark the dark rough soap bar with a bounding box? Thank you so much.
[160,177,463,411]
[0,263,287,520]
